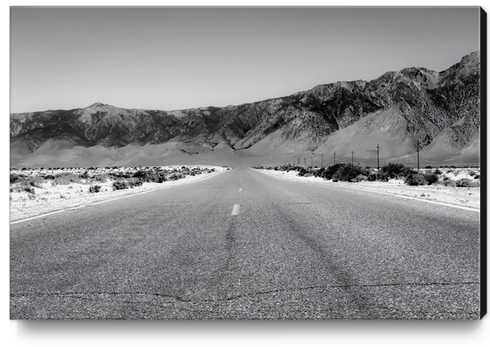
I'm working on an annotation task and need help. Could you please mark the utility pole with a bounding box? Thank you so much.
[416,139,420,172]
[351,151,354,166]
[376,144,380,170]
[311,156,313,168]
[304,158,306,168]
[298,158,300,166]
[321,154,324,168]
[334,152,336,165]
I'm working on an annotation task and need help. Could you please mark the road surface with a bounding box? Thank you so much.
[10,168,480,319]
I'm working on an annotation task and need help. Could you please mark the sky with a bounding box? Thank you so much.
[10,6,481,113]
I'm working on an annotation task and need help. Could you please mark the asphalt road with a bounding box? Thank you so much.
[10,168,481,319]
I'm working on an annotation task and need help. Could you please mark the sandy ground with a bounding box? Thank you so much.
[10,166,227,222]
[258,168,480,210]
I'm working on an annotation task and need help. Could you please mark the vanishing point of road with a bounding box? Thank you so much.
[10,168,480,319]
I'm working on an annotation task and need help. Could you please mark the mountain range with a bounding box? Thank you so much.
[10,51,481,168]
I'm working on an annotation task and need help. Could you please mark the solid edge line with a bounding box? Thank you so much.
[10,209,66,225]
[316,181,481,213]
[89,190,152,206]
[255,169,480,213]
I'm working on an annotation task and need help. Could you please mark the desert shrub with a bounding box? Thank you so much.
[456,178,472,187]
[112,181,129,190]
[405,173,427,186]
[443,179,456,187]
[381,163,413,179]
[79,171,90,179]
[112,172,132,179]
[133,169,156,182]
[168,173,184,181]
[44,174,56,180]
[475,175,480,179]
[378,172,390,182]
[321,164,345,180]
[131,180,143,187]
[297,168,307,177]
[367,172,378,181]
[303,172,314,177]
[468,170,476,176]
[24,186,35,194]
[425,166,432,169]
[351,174,367,182]
[333,164,364,182]
[423,173,439,185]
[10,174,21,183]
[314,167,325,177]
[434,168,443,175]
[89,185,102,193]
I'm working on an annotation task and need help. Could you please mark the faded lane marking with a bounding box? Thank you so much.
[239,188,242,192]
[231,204,240,215]
[89,190,152,206]
[314,182,481,212]
[10,209,66,225]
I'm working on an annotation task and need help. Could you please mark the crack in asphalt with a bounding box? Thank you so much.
[11,280,479,303]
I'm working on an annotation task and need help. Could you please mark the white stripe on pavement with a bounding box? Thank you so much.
[10,209,67,225]
[231,204,240,215]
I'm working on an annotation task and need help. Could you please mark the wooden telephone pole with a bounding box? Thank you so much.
[416,139,420,172]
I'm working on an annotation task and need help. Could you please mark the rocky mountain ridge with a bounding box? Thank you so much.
[10,51,480,167]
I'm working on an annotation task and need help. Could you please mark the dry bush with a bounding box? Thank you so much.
[405,173,427,186]
[89,185,102,193]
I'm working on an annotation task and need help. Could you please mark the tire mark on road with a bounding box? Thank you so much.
[270,200,381,318]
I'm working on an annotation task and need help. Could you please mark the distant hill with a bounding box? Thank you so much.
[10,51,480,168]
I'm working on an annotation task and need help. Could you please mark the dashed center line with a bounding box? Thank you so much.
[231,204,240,215]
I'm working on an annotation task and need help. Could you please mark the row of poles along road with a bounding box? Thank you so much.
[282,141,421,171]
